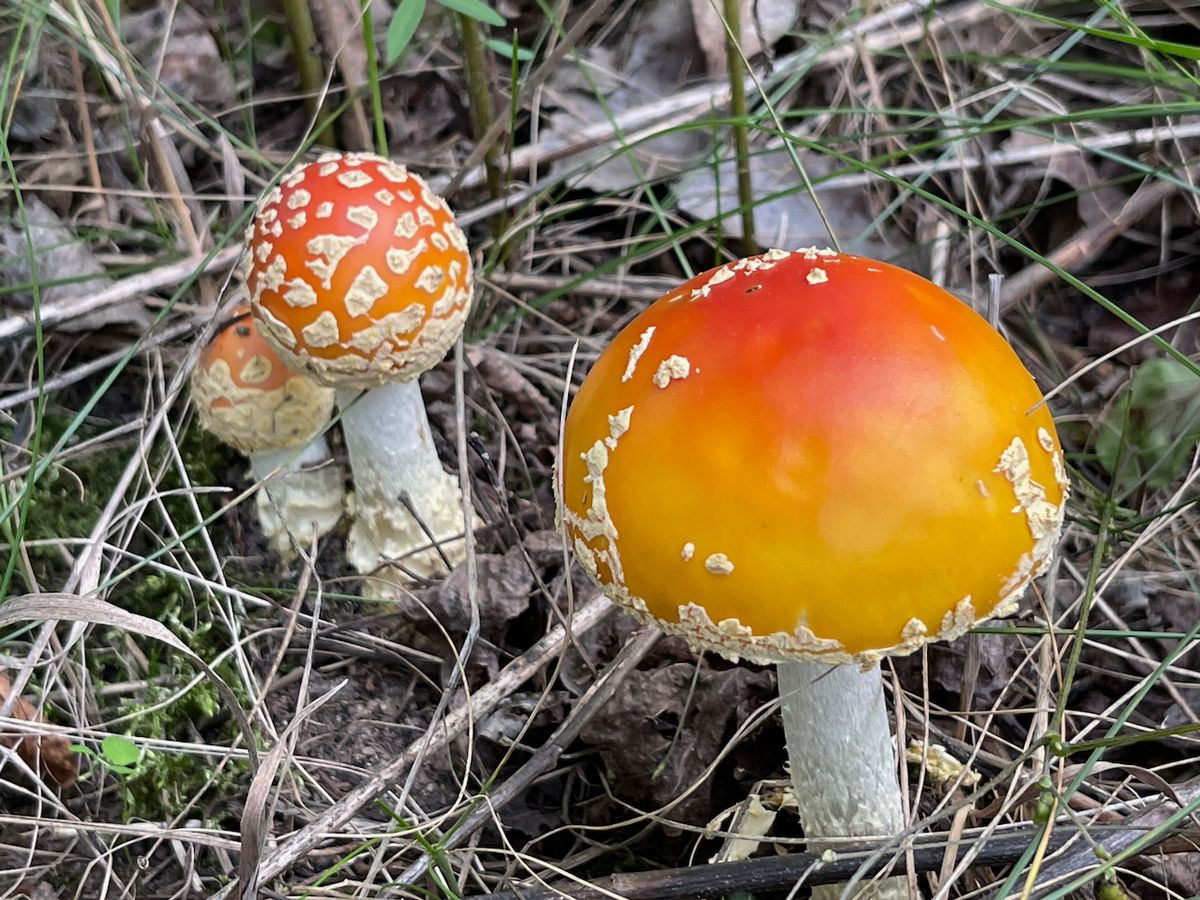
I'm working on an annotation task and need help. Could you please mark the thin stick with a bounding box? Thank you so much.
[476,824,1091,900]
[0,245,241,342]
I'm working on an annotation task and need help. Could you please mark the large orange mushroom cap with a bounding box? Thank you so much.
[560,249,1069,665]
[243,152,472,389]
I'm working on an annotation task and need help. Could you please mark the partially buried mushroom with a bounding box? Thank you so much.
[559,248,1068,898]
[192,305,345,556]
[242,151,476,589]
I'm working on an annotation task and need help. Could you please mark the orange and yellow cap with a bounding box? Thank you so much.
[559,249,1068,665]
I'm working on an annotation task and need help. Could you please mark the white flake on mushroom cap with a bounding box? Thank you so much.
[937,596,980,642]
[560,437,625,585]
[652,355,691,388]
[287,189,311,209]
[259,255,287,293]
[995,436,1064,542]
[705,553,734,575]
[306,234,365,288]
[387,239,427,275]
[336,170,372,189]
[622,326,656,382]
[301,311,341,348]
[347,205,379,231]
[604,406,633,450]
[992,434,1069,607]
[558,400,637,591]
[344,266,389,317]
[806,268,829,285]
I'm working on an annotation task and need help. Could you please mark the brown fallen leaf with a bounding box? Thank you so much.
[0,670,78,788]
[581,662,775,823]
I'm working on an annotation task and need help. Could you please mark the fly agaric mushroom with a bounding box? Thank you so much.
[559,248,1068,898]
[243,151,474,585]
[192,306,345,556]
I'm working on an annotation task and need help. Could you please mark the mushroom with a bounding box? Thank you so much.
[191,305,345,556]
[242,151,475,586]
[558,248,1068,897]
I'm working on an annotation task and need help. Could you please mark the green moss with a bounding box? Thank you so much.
[0,412,127,591]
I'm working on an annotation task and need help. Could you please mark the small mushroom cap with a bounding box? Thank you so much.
[559,249,1069,666]
[243,152,472,389]
[192,306,335,454]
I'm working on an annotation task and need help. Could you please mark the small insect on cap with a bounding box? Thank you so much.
[191,306,335,454]
[243,152,473,390]
[559,249,1069,666]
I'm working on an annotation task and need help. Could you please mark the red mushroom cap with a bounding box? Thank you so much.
[559,249,1069,665]
[243,152,472,389]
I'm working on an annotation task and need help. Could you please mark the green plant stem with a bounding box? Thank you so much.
[281,0,334,146]
[723,0,756,256]
[360,0,388,155]
[458,12,501,200]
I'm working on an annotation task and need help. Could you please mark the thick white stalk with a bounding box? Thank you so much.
[248,438,345,557]
[337,380,471,585]
[777,661,907,899]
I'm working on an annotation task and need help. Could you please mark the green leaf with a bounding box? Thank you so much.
[101,734,141,769]
[1094,358,1200,497]
[386,0,427,63]
[486,37,534,61]
[436,0,506,28]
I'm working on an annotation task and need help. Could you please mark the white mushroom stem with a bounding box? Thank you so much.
[776,661,907,900]
[337,379,472,584]
[247,438,346,558]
